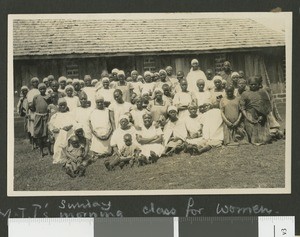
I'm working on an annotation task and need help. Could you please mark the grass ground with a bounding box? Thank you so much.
[13,104,287,191]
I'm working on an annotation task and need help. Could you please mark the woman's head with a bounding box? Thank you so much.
[213,76,223,89]
[38,83,47,95]
[79,80,85,88]
[102,77,110,89]
[162,84,171,96]
[167,106,178,120]
[123,133,132,146]
[20,86,29,96]
[91,79,98,87]
[144,71,152,83]
[191,59,199,70]
[58,76,67,89]
[95,95,105,110]
[31,77,39,88]
[69,135,80,148]
[119,115,129,129]
[84,75,92,87]
[143,113,153,127]
[159,69,167,81]
[165,66,173,76]
[113,89,124,103]
[196,79,205,92]
[51,80,59,92]
[79,92,88,108]
[43,77,49,87]
[154,88,163,101]
[225,84,235,98]
[117,70,126,82]
[135,96,143,110]
[58,98,68,112]
[72,79,81,91]
[65,85,74,97]
[188,103,198,116]
[131,70,138,81]
[180,79,188,92]
[176,71,184,81]
[248,76,260,91]
[66,78,73,86]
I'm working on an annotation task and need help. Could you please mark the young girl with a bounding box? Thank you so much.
[89,95,113,159]
[194,79,212,107]
[173,79,195,120]
[65,85,80,113]
[220,85,247,146]
[63,135,88,178]
[240,76,271,145]
[210,76,226,108]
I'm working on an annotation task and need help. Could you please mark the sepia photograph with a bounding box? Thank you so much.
[7,12,292,196]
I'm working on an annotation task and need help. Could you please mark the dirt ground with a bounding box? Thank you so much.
[13,104,287,192]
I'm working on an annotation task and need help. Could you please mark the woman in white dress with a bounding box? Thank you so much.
[48,98,77,164]
[136,113,165,162]
[89,95,113,158]
[74,92,94,141]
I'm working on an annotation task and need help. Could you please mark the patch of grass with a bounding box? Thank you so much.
[13,139,286,191]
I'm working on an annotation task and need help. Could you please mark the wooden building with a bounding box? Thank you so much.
[13,18,285,93]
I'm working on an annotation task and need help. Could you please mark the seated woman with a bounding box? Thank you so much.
[184,103,205,155]
[136,113,165,163]
[163,106,187,156]
[48,98,77,164]
[147,88,171,125]
[109,115,138,157]
[130,96,149,130]
[199,102,224,149]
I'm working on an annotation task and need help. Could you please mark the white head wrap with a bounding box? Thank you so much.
[167,105,178,113]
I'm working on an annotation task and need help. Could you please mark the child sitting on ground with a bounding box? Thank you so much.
[105,133,141,171]
[62,135,88,178]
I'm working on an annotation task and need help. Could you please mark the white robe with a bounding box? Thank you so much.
[186,69,207,93]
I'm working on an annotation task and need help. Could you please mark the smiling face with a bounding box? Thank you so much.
[143,114,153,127]
[113,91,123,103]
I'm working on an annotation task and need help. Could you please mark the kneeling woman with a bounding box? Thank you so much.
[163,106,187,155]
[136,113,165,162]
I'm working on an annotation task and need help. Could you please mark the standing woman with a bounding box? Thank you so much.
[115,70,133,103]
[95,77,114,108]
[74,92,94,141]
[147,88,171,124]
[136,113,165,162]
[89,95,113,158]
[240,76,271,145]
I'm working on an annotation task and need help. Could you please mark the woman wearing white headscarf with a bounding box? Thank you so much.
[186,59,207,93]
[48,98,77,164]
[89,94,113,158]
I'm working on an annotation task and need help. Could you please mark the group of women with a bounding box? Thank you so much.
[17,59,283,175]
